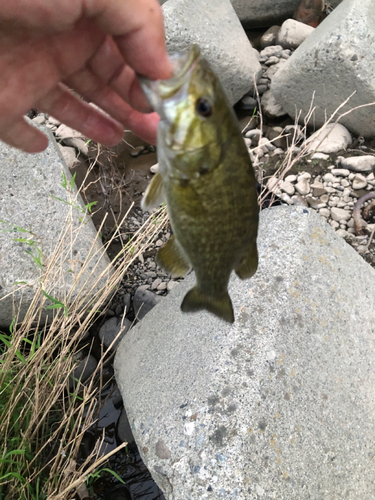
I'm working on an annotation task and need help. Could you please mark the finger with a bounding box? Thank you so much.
[87,36,152,113]
[65,66,159,143]
[0,118,49,153]
[86,0,173,80]
[36,83,124,146]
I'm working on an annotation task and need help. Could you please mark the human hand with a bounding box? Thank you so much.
[0,0,172,153]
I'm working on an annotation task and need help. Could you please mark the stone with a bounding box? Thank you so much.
[330,207,351,221]
[260,26,280,49]
[311,152,329,160]
[340,155,375,173]
[99,317,132,350]
[305,123,351,153]
[167,280,179,291]
[261,90,287,118]
[239,95,257,110]
[279,180,295,196]
[117,408,136,446]
[55,123,83,140]
[115,206,375,500]
[133,287,163,320]
[271,0,375,137]
[31,114,46,125]
[331,168,350,177]
[0,127,113,327]
[295,177,310,195]
[57,144,78,169]
[352,174,367,190]
[259,45,283,59]
[63,137,89,156]
[276,18,315,49]
[70,355,97,390]
[162,0,261,105]
[150,163,159,174]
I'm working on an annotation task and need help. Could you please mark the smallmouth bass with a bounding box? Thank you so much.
[139,45,258,323]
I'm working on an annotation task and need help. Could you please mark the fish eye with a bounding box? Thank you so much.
[196,97,212,118]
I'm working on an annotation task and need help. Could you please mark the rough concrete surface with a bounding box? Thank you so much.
[115,206,375,500]
[0,128,113,327]
[162,0,261,105]
[271,0,375,137]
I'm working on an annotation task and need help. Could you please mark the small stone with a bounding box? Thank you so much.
[320,194,329,203]
[352,174,367,190]
[70,355,97,390]
[290,195,308,207]
[307,198,326,210]
[311,152,329,160]
[285,174,297,183]
[341,179,350,187]
[99,317,131,349]
[264,56,280,66]
[259,137,276,151]
[240,95,257,110]
[150,163,159,174]
[280,180,295,196]
[57,145,78,169]
[323,173,339,183]
[157,282,168,291]
[151,278,162,290]
[319,208,330,218]
[306,123,351,154]
[336,229,348,238]
[32,114,46,125]
[130,145,145,157]
[330,220,340,229]
[330,207,351,222]
[276,19,315,50]
[259,45,283,58]
[117,408,135,446]
[313,187,327,197]
[340,156,375,173]
[260,26,280,49]
[155,239,163,247]
[332,168,350,177]
[64,137,89,156]
[133,287,162,320]
[295,178,310,195]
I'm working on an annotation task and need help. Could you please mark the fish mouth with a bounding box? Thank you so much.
[138,45,200,118]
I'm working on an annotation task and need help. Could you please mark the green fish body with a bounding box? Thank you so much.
[140,45,258,323]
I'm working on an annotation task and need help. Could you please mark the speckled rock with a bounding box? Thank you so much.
[162,0,261,105]
[271,0,375,137]
[115,206,375,500]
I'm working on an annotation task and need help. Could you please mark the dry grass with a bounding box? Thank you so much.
[0,170,168,499]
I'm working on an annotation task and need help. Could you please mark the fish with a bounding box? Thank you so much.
[139,44,259,323]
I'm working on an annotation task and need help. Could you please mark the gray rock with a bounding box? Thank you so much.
[305,123,351,153]
[115,206,375,500]
[99,316,132,349]
[133,287,163,320]
[117,408,136,446]
[276,19,315,49]
[295,177,310,195]
[162,0,261,105]
[261,90,287,118]
[330,207,351,221]
[260,25,280,48]
[31,114,46,125]
[229,0,342,28]
[57,144,78,169]
[271,0,375,137]
[259,45,283,59]
[70,354,97,390]
[63,137,89,156]
[340,155,375,173]
[0,126,113,327]
[352,174,367,190]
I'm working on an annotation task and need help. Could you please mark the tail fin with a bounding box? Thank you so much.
[181,286,234,323]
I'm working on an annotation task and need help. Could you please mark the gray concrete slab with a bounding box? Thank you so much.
[271,0,375,137]
[162,0,261,105]
[115,206,375,500]
[0,128,113,327]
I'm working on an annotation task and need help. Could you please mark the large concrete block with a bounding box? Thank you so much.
[271,0,375,137]
[115,206,375,500]
[0,129,113,327]
[162,0,261,105]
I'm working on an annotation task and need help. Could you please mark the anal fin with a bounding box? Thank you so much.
[235,242,258,280]
[181,286,234,323]
[157,235,191,277]
[141,172,164,210]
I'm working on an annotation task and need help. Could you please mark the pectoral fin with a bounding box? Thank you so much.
[181,286,234,323]
[235,242,258,279]
[157,235,191,277]
[141,172,164,210]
